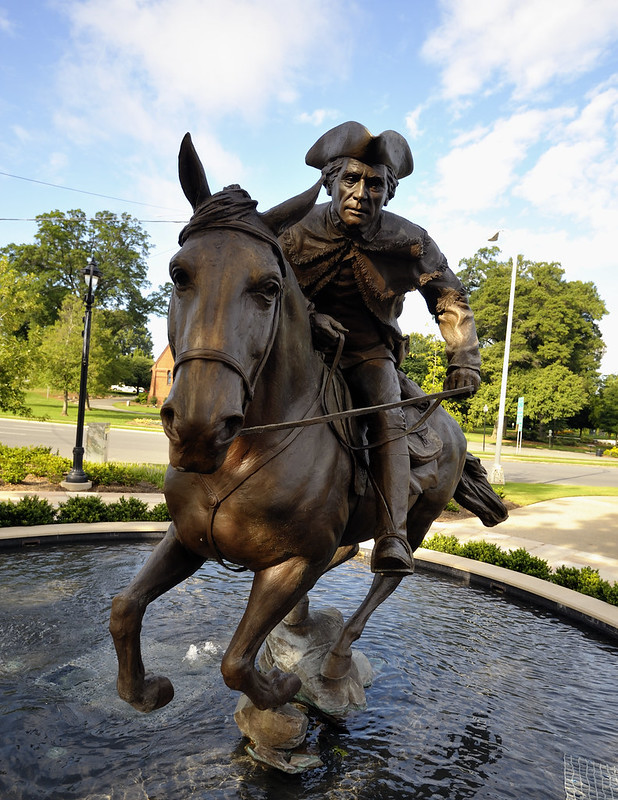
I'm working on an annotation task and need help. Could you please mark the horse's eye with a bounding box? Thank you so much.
[252,280,281,304]
[171,268,190,289]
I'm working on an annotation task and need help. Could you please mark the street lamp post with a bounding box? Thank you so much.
[61,257,103,491]
[483,403,488,452]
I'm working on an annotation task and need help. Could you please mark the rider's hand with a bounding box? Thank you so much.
[443,367,480,396]
[310,312,348,350]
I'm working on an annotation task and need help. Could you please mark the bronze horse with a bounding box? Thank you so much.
[109,134,506,714]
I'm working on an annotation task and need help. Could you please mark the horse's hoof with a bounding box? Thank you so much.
[320,651,352,681]
[119,674,175,713]
[253,668,302,711]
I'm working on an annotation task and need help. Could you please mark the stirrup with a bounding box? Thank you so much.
[371,533,414,576]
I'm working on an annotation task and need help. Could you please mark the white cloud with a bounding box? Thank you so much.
[0,9,13,34]
[430,108,574,213]
[297,109,339,127]
[516,85,618,230]
[404,106,423,139]
[423,0,618,100]
[55,0,348,148]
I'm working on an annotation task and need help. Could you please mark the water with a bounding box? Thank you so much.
[0,543,617,799]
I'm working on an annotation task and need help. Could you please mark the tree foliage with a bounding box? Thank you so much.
[33,295,116,414]
[458,247,607,432]
[0,209,169,406]
[1,209,162,350]
[593,374,618,441]
[0,257,43,414]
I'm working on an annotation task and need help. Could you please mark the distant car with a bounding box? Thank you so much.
[110,385,138,394]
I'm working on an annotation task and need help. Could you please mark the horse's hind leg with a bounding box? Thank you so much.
[283,544,359,626]
[109,524,204,713]
[320,572,402,679]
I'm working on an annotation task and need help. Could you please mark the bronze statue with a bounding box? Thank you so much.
[109,132,505,759]
[280,122,481,575]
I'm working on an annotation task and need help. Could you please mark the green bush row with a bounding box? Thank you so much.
[422,533,618,606]
[0,494,170,528]
[0,444,165,489]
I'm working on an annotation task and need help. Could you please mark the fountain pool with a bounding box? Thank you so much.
[1,542,617,799]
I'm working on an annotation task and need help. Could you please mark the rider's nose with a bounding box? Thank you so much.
[353,179,367,200]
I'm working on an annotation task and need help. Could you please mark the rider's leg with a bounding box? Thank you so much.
[344,359,414,575]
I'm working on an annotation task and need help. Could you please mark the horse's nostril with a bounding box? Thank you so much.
[161,406,175,430]
[224,416,244,440]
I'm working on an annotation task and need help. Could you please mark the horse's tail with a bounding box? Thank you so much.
[453,453,509,527]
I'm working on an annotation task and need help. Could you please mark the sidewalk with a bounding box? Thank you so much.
[428,495,618,583]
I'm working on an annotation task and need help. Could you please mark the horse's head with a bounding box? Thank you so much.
[161,133,322,473]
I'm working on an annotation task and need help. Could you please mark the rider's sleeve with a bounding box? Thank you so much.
[415,233,481,375]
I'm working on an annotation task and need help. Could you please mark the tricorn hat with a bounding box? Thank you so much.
[305,121,413,179]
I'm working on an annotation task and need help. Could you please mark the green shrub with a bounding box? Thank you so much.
[0,496,56,527]
[460,540,508,566]
[444,498,460,513]
[501,548,553,580]
[421,534,617,605]
[105,496,150,521]
[148,502,171,522]
[421,533,462,554]
[0,444,71,485]
[603,446,618,458]
[86,462,136,486]
[55,495,110,523]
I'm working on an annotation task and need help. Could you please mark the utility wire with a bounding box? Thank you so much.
[0,169,184,213]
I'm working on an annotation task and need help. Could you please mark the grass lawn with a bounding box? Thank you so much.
[502,482,618,506]
[0,391,161,428]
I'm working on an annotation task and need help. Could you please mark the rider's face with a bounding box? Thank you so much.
[331,158,388,235]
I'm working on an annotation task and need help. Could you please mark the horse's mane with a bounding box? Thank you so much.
[179,186,262,246]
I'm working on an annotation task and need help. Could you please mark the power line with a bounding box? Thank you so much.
[0,217,186,224]
[0,169,184,212]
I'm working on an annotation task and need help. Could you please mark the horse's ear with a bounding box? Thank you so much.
[260,176,324,237]
[178,132,212,210]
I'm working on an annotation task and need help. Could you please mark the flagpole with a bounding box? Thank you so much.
[489,232,517,485]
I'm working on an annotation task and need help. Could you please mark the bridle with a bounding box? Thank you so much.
[171,221,286,407]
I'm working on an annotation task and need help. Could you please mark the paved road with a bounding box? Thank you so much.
[478,457,618,487]
[0,418,168,464]
[1,418,617,484]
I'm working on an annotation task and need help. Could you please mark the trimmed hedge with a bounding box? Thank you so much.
[0,494,170,527]
[0,444,166,489]
[422,532,618,606]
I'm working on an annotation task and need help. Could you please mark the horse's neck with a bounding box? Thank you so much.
[244,282,324,429]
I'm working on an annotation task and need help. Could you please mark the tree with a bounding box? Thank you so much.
[458,248,607,436]
[34,295,115,414]
[0,257,44,414]
[594,375,618,442]
[1,209,165,351]
[400,332,466,425]
[118,349,154,393]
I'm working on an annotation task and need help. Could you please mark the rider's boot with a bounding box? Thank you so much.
[370,411,415,576]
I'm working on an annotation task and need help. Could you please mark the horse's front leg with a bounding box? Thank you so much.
[320,572,402,680]
[221,556,322,710]
[109,524,204,712]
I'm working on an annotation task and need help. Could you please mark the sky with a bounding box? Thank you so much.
[1,0,617,374]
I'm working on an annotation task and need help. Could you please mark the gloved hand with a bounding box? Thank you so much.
[310,312,348,351]
[443,367,480,396]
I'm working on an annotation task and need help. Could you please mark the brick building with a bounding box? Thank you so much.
[148,345,174,406]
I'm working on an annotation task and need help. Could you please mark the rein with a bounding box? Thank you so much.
[240,385,474,437]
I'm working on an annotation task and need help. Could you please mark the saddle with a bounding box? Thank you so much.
[322,363,442,497]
